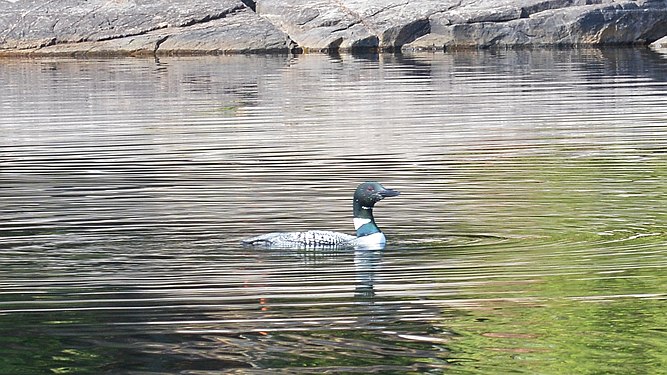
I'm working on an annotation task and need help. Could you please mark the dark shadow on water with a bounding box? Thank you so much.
[0,240,458,373]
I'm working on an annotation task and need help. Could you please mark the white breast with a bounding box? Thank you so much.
[351,232,386,250]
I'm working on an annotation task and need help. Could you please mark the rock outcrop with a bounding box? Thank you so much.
[0,0,665,55]
[0,0,294,55]
[650,34,667,51]
[406,0,667,50]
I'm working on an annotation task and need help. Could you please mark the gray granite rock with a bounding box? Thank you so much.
[405,0,667,50]
[0,0,665,55]
[157,11,293,54]
[256,0,378,51]
[0,0,293,55]
[256,0,457,51]
[650,35,667,51]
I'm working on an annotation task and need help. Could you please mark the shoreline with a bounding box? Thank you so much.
[1,0,665,57]
[0,43,662,59]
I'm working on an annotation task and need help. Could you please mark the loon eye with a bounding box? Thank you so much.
[367,186,375,192]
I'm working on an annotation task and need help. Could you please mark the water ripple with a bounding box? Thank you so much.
[1,50,667,373]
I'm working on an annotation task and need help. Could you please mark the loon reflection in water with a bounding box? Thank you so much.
[242,182,400,250]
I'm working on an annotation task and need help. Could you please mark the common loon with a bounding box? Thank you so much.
[242,181,400,249]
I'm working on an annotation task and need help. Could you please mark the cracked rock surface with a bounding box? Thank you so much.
[407,0,667,50]
[0,0,293,55]
[0,0,665,55]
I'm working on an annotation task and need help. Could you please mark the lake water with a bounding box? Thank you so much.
[1,49,666,374]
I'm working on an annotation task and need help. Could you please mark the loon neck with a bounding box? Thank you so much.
[353,202,381,237]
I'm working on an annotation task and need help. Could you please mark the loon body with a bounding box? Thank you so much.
[242,182,400,250]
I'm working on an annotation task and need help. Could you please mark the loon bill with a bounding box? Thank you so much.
[241,181,400,250]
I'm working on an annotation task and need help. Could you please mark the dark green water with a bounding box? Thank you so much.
[1,49,666,374]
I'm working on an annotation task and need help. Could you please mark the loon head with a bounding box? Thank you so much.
[352,181,400,238]
[354,181,400,208]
